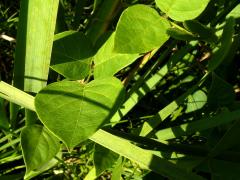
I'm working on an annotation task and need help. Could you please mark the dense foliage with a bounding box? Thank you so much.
[0,0,240,179]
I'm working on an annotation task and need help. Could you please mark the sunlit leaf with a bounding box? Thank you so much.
[114,5,170,54]
[35,77,125,149]
[155,0,210,21]
[94,32,140,78]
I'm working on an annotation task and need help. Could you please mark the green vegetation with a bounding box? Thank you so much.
[0,0,240,179]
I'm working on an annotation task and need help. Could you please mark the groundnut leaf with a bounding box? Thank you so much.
[51,31,93,80]
[114,5,170,54]
[155,0,210,21]
[35,77,125,149]
[94,32,140,78]
[21,125,60,176]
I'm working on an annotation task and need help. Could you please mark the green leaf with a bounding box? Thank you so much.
[185,90,207,113]
[209,120,240,158]
[208,159,240,179]
[155,0,210,21]
[208,18,235,71]
[111,157,123,180]
[208,73,235,106]
[94,32,140,78]
[35,77,125,149]
[167,28,198,41]
[51,31,93,80]
[114,5,170,54]
[24,152,61,180]
[183,20,218,43]
[20,124,60,176]
[227,4,240,19]
[94,144,119,175]
[84,167,98,180]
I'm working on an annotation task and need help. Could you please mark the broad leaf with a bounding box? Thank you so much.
[208,120,240,158]
[208,73,235,106]
[24,152,61,180]
[35,77,125,149]
[227,4,240,19]
[155,0,210,21]
[208,159,240,179]
[94,32,140,78]
[21,125,60,175]
[94,144,119,176]
[114,5,170,54]
[167,28,197,41]
[51,31,93,80]
[183,20,218,43]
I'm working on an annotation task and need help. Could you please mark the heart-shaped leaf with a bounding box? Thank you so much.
[183,20,218,43]
[208,73,235,106]
[94,32,140,78]
[35,77,125,149]
[94,144,119,175]
[51,31,93,80]
[155,0,210,21]
[21,125,60,175]
[114,5,170,54]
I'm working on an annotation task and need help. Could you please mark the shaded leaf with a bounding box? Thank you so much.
[51,31,93,80]
[114,5,170,54]
[94,32,140,78]
[183,20,218,43]
[21,125,60,175]
[167,28,197,41]
[35,77,125,149]
[94,144,119,175]
[209,160,240,179]
[155,0,210,21]
[208,73,235,106]
[24,152,61,180]
[208,18,235,71]
[208,119,240,157]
